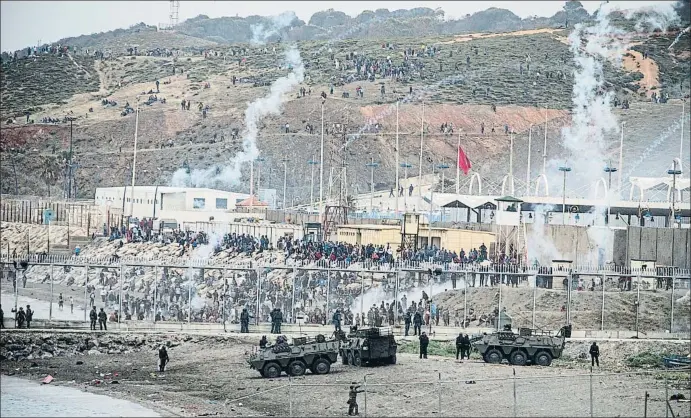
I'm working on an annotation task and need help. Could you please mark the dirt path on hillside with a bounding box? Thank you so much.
[440,28,563,45]
[622,50,660,97]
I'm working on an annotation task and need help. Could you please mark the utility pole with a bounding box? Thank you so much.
[366,158,379,213]
[395,100,400,215]
[418,101,424,197]
[282,158,289,210]
[319,101,325,215]
[456,133,461,195]
[617,121,625,198]
[256,156,265,199]
[308,156,319,210]
[668,160,682,228]
[526,125,532,196]
[129,96,141,219]
[67,117,74,199]
[559,165,572,224]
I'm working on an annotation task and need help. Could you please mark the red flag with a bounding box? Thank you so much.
[458,146,472,175]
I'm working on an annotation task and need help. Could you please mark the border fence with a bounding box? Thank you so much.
[1,254,689,334]
[248,369,688,417]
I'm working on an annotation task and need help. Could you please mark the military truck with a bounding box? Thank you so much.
[339,326,398,367]
[247,335,339,378]
[471,325,572,366]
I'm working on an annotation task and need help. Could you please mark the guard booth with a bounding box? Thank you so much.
[303,222,322,242]
[552,260,574,290]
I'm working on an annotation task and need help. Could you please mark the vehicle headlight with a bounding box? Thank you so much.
[363,347,368,350]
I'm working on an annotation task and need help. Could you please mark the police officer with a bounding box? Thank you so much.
[89,306,98,330]
[404,311,412,336]
[272,308,283,334]
[413,310,422,336]
[25,305,33,329]
[461,334,471,359]
[589,341,600,367]
[347,382,364,416]
[240,308,250,333]
[259,335,268,348]
[332,309,342,333]
[419,332,429,359]
[98,308,107,330]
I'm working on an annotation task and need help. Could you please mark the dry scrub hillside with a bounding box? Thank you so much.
[0,28,688,199]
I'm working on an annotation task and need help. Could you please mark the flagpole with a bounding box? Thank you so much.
[456,133,460,195]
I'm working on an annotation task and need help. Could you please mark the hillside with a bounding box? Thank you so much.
[0,4,689,200]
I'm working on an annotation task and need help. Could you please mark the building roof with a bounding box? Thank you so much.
[236,195,268,207]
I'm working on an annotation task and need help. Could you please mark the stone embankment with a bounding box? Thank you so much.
[0,331,237,363]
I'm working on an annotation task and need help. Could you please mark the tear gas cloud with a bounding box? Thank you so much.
[171,12,304,189]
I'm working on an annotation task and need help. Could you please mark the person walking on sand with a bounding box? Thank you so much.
[90,306,97,330]
[158,345,169,372]
[419,331,429,359]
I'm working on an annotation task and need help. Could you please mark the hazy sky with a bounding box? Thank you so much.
[1,1,675,52]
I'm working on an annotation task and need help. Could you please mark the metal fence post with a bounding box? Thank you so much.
[664,376,669,418]
[326,269,331,316]
[289,377,293,417]
[438,372,442,415]
[118,264,124,330]
[532,281,536,328]
[363,375,368,418]
[153,264,158,326]
[670,274,675,333]
[513,368,517,418]
[601,273,606,331]
[292,266,297,324]
[83,264,89,322]
[590,366,594,417]
[49,263,54,320]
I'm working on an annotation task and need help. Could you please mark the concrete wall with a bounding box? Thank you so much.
[613,227,691,269]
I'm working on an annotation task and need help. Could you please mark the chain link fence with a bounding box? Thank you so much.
[0,257,688,335]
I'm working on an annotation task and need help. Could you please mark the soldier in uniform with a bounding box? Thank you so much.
[347,382,364,415]
[272,308,283,334]
[404,311,412,336]
[240,307,250,333]
[332,309,342,332]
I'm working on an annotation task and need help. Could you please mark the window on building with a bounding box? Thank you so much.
[193,198,206,209]
[216,198,228,210]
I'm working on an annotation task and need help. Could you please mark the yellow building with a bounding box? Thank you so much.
[337,223,495,252]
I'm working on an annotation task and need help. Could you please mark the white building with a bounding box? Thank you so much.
[95,186,252,225]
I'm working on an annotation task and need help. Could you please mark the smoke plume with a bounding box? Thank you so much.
[250,11,297,44]
[171,18,305,189]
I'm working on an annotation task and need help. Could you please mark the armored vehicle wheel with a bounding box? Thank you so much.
[311,358,331,375]
[347,352,354,365]
[263,362,281,379]
[388,355,397,365]
[533,351,552,367]
[509,350,528,366]
[486,349,503,364]
[353,353,362,367]
[288,360,307,376]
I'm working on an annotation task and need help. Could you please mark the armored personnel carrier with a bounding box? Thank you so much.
[247,335,339,378]
[471,325,572,366]
[339,326,398,367]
